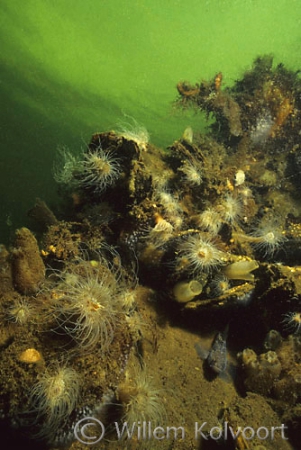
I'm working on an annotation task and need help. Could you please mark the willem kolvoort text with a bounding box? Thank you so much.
[113,421,288,441]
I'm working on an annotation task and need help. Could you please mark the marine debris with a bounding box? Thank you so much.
[1,55,301,449]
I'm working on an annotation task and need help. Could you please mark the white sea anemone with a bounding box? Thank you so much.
[250,225,286,257]
[282,311,301,334]
[117,117,149,152]
[52,258,122,353]
[79,147,121,193]
[216,194,242,224]
[53,143,121,195]
[208,274,231,297]
[197,208,223,235]
[117,366,166,436]
[53,146,81,186]
[6,298,33,325]
[178,160,202,186]
[234,220,286,257]
[176,234,226,274]
[29,364,81,437]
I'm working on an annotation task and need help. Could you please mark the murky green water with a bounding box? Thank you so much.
[1,0,301,244]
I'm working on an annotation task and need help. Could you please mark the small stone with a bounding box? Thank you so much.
[19,348,43,364]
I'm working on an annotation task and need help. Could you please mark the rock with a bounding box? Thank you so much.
[11,227,45,294]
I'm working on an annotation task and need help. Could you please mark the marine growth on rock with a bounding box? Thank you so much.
[1,56,301,450]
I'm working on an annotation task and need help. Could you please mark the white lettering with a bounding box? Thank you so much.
[209,426,223,440]
[256,426,269,440]
[227,424,242,440]
[242,426,255,440]
[271,424,289,440]
[113,420,290,442]
[114,422,136,440]
[153,426,165,440]
[166,426,185,440]
[195,422,208,440]
[280,424,289,440]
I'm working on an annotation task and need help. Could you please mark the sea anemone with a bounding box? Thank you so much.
[53,143,121,195]
[178,159,202,186]
[121,287,138,313]
[117,118,149,152]
[6,298,33,325]
[53,146,81,187]
[79,146,121,194]
[233,220,286,258]
[196,208,223,235]
[51,258,122,352]
[208,274,231,297]
[176,234,226,274]
[29,364,81,438]
[249,225,286,257]
[117,365,166,436]
[282,311,301,334]
[153,188,183,230]
[147,214,174,247]
[215,194,242,224]
[154,188,182,216]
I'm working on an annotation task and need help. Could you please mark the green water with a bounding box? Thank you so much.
[1,0,301,244]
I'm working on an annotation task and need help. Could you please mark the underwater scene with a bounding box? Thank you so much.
[1,1,301,450]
